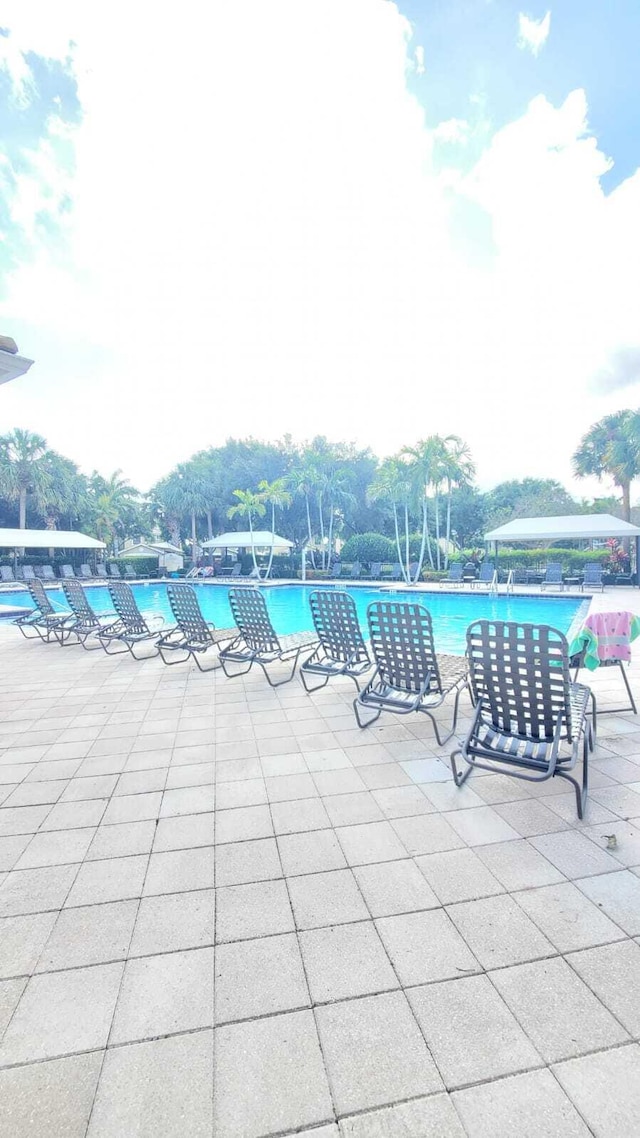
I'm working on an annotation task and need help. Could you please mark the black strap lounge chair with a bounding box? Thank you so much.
[61,579,111,650]
[540,562,564,591]
[353,601,468,745]
[95,562,108,578]
[0,566,15,583]
[470,561,496,590]
[300,590,372,693]
[37,565,56,581]
[79,564,93,580]
[220,587,317,687]
[123,565,136,580]
[107,562,122,579]
[581,564,605,592]
[330,562,343,579]
[384,563,402,582]
[157,583,235,670]
[21,565,36,582]
[96,581,163,658]
[14,579,70,643]
[350,562,362,580]
[451,621,595,819]
[440,562,464,588]
[60,565,76,579]
[363,562,382,581]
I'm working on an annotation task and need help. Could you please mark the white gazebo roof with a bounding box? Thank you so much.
[202,531,294,551]
[0,528,105,549]
[485,514,640,542]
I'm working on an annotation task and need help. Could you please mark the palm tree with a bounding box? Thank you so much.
[227,489,266,572]
[0,429,51,530]
[573,411,640,523]
[322,468,356,567]
[288,465,317,565]
[368,457,415,582]
[258,478,292,577]
[402,437,448,576]
[89,470,140,553]
[442,436,476,567]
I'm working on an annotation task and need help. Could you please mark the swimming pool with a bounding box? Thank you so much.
[5,583,589,656]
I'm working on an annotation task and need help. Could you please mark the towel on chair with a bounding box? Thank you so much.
[569,610,640,671]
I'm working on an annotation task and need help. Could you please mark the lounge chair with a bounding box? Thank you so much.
[79,564,93,580]
[581,564,605,592]
[157,583,235,670]
[20,565,36,582]
[107,562,122,579]
[95,562,108,578]
[123,565,136,580]
[408,562,419,581]
[353,601,468,745]
[330,562,343,579]
[0,566,15,583]
[363,562,382,581]
[60,565,76,579]
[219,587,317,687]
[470,561,497,590]
[61,579,112,650]
[14,579,70,643]
[300,590,372,693]
[383,563,402,582]
[96,581,163,658]
[540,562,564,591]
[37,565,56,581]
[350,562,362,580]
[439,562,464,588]
[451,620,595,819]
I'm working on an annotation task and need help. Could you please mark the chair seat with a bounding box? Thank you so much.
[469,682,591,769]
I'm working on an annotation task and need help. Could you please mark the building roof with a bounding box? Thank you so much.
[485,513,640,542]
[0,528,105,549]
[202,531,294,550]
[121,542,183,556]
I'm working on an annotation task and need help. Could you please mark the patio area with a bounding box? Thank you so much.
[0,589,639,1137]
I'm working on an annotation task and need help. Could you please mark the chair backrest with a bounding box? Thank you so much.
[544,562,563,583]
[408,562,419,578]
[27,578,55,616]
[167,584,209,638]
[230,563,242,577]
[228,587,279,652]
[390,563,401,579]
[61,565,75,579]
[583,564,603,582]
[478,561,495,582]
[332,563,342,578]
[447,563,463,581]
[96,563,107,576]
[124,565,136,579]
[369,563,382,577]
[22,565,36,581]
[466,619,573,741]
[108,580,149,633]
[366,601,440,693]
[351,562,361,578]
[40,565,56,579]
[80,564,92,578]
[108,563,122,578]
[0,566,14,582]
[309,591,368,665]
[62,579,97,621]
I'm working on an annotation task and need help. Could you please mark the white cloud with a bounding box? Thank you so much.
[414,45,425,75]
[1,0,639,501]
[434,118,471,145]
[518,11,551,56]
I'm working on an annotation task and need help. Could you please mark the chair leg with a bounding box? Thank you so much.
[219,654,254,680]
[260,649,301,688]
[618,661,637,715]
[450,748,473,787]
[352,695,382,729]
[300,668,330,694]
[426,686,463,748]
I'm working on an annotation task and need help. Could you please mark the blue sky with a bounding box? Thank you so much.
[1,1,639,496]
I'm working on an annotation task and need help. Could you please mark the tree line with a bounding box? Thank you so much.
[0,409,638,569]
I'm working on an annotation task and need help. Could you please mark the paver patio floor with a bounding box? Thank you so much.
[0,588,639,1136]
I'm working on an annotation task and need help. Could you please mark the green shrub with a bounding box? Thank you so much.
[494,547,610,570]
[115,556,158,577]
[340,533,396,563]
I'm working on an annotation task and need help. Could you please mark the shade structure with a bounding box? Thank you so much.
[0,528,105,550]
[485,514,640,543]
[202,531,294,552]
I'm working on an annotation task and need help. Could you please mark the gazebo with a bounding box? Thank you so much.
[0,529,106,572]
[201,532,294,554]
[484,513,640,584]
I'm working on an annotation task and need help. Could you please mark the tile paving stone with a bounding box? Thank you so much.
[88,1029,213,1138]
[271,797,332,835]
[0,975,26,1034]
[216,879,295,942]
[324,791,386,825]
[278,829,347,876]
[129,889,214,956]
[0,805,52,837]
[447,893,555,968]
[114,768,167,796]
[358,763,413,790]
[370,784,435,820]
[110,946,214,1044]
[101,792,162,825]
[215,804,274,844]
[567,939,640,1037]
[545,793,619,827]
[492,798,570,837]
[15,826,96,869]
[215,837,282,886]
[408,973,543,1088]
[0,863,79,917]
[582,820,640,866]
[4,780,66,808]
[0,833,31,871]
[475,839,564,890]
[60,774,119,801]
[353,858,439,917]
[288,869,369,930]
[86,819,156,860]
[165,761,214,789]
[312,769,367,796]
[338,1094,467,1137]
[553,1044,640,1138]
[529,830,621,878]
[214,1010,333,1138]
[0,911,57,978]
[265,773,318,802]
[577,867,640,934]
[399,757,450,783]
[391,813,468,857]
[64,854,148,907]
[215,932,310,1023]
[316,990,442,1115]
[143,846,215,895]
[452,1068,591,1138]
[214,777,267,809]
[376,908,480,985]
[0,1050,103,1138]
[590,784,640,818]
[152,812,214,852]
[300,921,399,1003]
[39,799,107,831]
[0,960,123,1064]
[420,781,485,812]
[442,805,521,845]
[36,899,138,971]
[415,848,505,904]
[160,785,215,817]
[514,881,626,952]
[491,956,629,1062]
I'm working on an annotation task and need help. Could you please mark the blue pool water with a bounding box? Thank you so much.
[6,583,589,656]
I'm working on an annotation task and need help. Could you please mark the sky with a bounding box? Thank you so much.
[1,0,639,498]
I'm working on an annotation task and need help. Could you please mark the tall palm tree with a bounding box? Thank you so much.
[368,457,414,582]
[442,436,476,567]
[227,489,266,572]
[258,478,292,577]
[573,411,640,523]
[322,468,356,568]
[89,470,140,553]
[402,437,447,575]
[0,428,51,530]
[288,465,317,565]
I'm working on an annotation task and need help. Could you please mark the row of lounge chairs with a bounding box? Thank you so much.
[331,562,412,581]
[1,562,137,584]
[17,580,602,818]
[440,561,607,591]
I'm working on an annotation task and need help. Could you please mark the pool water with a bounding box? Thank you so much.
[7,582,589,656]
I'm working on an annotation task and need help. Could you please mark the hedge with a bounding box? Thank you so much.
[115,556,159,577]
[493,548,617,569]
[340,533,397,563]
